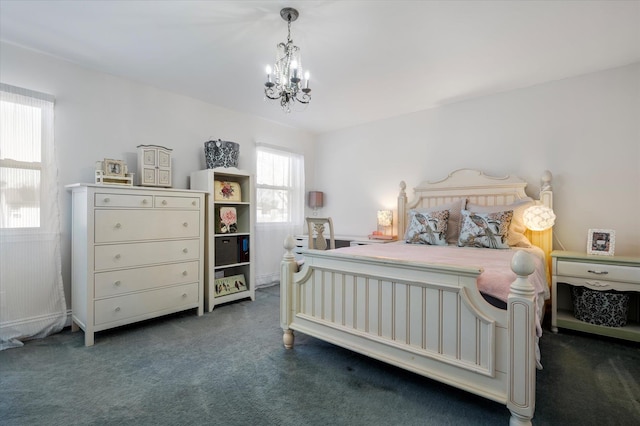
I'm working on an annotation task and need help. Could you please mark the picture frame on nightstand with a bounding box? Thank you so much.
[587,228,615,256]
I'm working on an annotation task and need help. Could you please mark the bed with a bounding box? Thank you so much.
[280,169,553,425]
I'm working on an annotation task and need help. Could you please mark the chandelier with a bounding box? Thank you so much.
[264,7,311,113]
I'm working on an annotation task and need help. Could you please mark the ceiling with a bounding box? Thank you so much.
[1,1,639,135]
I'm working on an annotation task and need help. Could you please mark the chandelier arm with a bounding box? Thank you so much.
[294,91,311,105]
[264,86,283,100]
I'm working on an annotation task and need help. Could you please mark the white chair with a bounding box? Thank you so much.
[306,217,335,250]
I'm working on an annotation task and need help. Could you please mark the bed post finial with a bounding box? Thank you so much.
[541,170,552,192]
[283,235,296,262]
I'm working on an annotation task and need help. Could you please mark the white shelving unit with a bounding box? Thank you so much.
[190,168,255,311]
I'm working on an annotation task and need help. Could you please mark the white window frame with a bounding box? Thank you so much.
[255,145,305,225]
[0,83,55,235]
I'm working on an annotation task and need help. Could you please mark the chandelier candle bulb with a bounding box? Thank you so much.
[305,72,310,89]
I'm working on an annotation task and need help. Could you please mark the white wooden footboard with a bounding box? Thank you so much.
[281,237,537,425]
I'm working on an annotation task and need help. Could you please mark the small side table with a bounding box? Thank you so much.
[551,250,640,342]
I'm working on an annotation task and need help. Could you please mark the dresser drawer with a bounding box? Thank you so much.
[94,282,199,326]
[155,195,201,209]
[95,210,200,242]
[94,261,199,297]
[94,239,200,271]
[95,193,153,208]
[556,260,640,284]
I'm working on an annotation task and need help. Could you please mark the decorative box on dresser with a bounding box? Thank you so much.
[67,184,205,346]
[137,144,172,187]
[190,168,255,312]
[551,250,640,342]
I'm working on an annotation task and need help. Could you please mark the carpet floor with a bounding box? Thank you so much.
[1,285,638,426]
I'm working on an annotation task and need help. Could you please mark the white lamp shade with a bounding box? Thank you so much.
[377,210,393,227]
[523,205,556,231]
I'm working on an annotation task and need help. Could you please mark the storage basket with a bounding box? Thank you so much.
[571,286,629,327]
[204,139,239,168]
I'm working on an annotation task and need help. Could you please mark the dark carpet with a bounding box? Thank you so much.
[1,285,638,426]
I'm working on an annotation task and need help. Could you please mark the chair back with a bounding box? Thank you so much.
[306,217,335,250]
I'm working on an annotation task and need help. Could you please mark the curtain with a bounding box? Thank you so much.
[0,83,66,350]
[255,145,305,286]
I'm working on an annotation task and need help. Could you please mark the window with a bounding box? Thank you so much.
[0,84,54,230]
[256,146,304,224]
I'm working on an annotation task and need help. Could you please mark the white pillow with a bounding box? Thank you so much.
[466,198,534,247]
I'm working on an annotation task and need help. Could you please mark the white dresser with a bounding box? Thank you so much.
[67,184,205,346]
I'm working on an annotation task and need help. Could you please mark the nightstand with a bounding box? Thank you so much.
[551,250,640,342]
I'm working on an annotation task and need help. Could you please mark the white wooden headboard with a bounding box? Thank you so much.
[397,169,553,271]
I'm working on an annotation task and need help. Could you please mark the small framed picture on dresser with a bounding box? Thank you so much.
[103,158,125,177]
[587,229,615,256]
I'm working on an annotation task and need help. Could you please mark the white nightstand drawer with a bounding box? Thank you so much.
[95,193,152,208]
[556,260,640,284]
[95,261,200,297]
[154,195,201,209]
[95,210,200,242]
[94,282,199,326]
[94,239,200,271]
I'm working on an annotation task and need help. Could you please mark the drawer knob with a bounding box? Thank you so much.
[162,200,168,205]
[587,270,608,275]
[192,201,196,206]
[115,307,121,312]
[182,248,189,254]
[103,197,110,203]
[183,222,189,227]
[115,223,122,229]
[114,254,121,260]
[114,280,121,286]
[142,199,148,205]
[182,293,187,298]
[182,271,188,276]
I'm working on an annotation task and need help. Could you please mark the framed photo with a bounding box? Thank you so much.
[214,274,246,297]
[103,158,125,177]
[216,206,238,233]
[587,229,615,256]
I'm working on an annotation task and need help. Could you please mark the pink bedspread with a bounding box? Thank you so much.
[334,242,549,304]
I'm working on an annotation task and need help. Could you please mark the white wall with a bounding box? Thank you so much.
[315,63,640,257]
[0,42,316,309]
[2,40,638,318]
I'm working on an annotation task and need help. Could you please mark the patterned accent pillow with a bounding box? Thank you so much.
[405,210,449,246]
[457,209,514,249]
[408,199,466,244]
[466,198,534,247]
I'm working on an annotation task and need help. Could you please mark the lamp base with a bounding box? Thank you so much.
[368,234,397,240]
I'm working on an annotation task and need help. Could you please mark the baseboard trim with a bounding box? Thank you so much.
[0,309,72,332]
